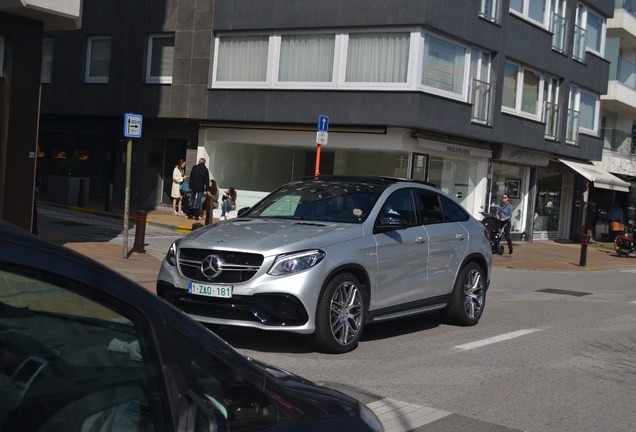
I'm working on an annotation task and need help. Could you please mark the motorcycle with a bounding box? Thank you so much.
[614,222,635,257]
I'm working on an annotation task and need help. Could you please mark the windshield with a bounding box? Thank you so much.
[245,181,385,223]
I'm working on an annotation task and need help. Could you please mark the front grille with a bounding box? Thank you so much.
[178,248,264,283]
[157,283,308,326]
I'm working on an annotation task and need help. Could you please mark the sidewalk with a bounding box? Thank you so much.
[38,200,636,295]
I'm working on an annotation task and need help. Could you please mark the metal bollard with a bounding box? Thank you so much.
[205,196,212,225]
[133,210,147,254]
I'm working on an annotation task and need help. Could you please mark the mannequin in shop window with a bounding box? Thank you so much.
[496,194,514,254]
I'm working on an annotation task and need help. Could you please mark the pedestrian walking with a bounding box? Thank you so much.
[188,158,210,220]
[496,194,513,254]
[171,159,187,215]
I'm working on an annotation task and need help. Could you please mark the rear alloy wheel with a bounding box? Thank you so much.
[442,262,486,326]
[314,273,364,353]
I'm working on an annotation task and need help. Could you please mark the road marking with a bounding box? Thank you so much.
[454,328,544,351]
[367,398,450,432]
[630,300,636,304]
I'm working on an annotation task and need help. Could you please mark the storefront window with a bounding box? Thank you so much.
[428,157,478,216]
[487,163,529,233]
[534,168,563,234]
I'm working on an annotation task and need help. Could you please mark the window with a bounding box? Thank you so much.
[146,34,175,84]
[479,0,500,22]
[550,0,566,52]
[0,263,167,431]
[575,4,605,59]
[422,34,467,97]
[85,36,111,83]
[510,0,549,27]
[278,34,335,83]
[470,49,492,124]
[502,61,542,119]
[41,38,54,84]
[542,75,559,138]
[345,32,409,83]
[568,85,599,140]
[215,35,269,83]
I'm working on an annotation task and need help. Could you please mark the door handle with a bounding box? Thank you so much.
[455,234,465,240]
[415,236,426,244]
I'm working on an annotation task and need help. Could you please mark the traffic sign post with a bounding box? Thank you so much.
[315,115,329,177]
[122,113,143,258]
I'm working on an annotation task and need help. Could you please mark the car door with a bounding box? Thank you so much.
[0,260,172,431]
[418,191,469,297]
[372,188,429,308]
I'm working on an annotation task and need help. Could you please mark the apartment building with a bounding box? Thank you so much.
[0,1,82,231]
[600,0,636,238]
[39,0,622,241]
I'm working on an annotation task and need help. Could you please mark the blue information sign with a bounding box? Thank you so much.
[317,115,329,132]
[124,113,143,138]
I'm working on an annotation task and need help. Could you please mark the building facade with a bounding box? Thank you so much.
[39,0,623,241]
[0,1,82,231]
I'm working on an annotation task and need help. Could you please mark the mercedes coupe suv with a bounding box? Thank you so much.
[157,176,492,353]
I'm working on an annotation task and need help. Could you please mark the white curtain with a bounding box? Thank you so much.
[345,32,409,83]
[422,35,465,94]
[217,36,269,81]
[279,34,335,82]
[521,68,540,115]
[150,36,175,77]
[502,62,518,109]
[89,38,111,77]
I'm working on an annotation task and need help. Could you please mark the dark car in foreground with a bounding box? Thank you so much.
[158,176,493,354]
[0,221,383,432]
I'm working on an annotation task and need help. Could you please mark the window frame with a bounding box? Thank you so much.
[501,60,545,121]
[146,33,175,84]
[419,32,471,101]
[85,35,111,84]
[569,84,600,136]
[479,0,500,23]
[509,0,551,29]
[575,3,606,58]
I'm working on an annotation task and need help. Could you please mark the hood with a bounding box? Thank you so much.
[180,218,364,255]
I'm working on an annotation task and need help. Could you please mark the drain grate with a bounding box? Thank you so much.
[536,288,591,297]
[52,221,89,227]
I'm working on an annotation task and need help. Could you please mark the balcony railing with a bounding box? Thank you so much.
[543,101,559,139]
[471,78,492,125]
[573,25,586,62]
[566,108,579,144]
[551,13,566,53]
[601,128,631,152]
[617,57,636,90]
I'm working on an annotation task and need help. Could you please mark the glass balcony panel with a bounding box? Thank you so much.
[551,13,566,52]
[471,78,491,124]
[543,101,559,138]
[573,25,585,61]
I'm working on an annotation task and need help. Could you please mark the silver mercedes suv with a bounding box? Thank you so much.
[157,176,492,353]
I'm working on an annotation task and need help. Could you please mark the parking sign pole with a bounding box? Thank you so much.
[123,137,132,258]
[314,143,321,177]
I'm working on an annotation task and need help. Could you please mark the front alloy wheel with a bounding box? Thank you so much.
[314,273,365,353]
[442,262,486,326]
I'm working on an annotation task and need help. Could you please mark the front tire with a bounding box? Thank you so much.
[314,273,365,354]
[442,262,486,326]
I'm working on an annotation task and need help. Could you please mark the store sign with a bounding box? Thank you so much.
[500,145,549,166]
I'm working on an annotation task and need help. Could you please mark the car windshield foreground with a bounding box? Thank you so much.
[158,176,493,354]
[0,220,383,432]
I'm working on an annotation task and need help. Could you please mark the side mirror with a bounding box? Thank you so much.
[237,207,250,217]
[374,213,408,233]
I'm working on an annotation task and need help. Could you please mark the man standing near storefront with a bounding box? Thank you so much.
[188,158,210,221]
[497,194,514,254]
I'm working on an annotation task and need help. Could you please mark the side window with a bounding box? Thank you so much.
[439,195,470,222]
[0,264,167,432]
[415,190,444,224]
[378,189,418,226]
[167,327,277,431]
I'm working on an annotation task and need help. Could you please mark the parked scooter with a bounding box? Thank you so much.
[614,222,635,257]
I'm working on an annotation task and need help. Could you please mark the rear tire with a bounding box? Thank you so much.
[442,262,486,326]
[314,273,365,354]
[497,244,505,255]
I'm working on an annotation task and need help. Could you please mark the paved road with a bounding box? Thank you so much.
[35,205,636,431]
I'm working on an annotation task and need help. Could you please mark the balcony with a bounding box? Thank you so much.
[607,4,636,50]
[601,128,631,152]
[0,0,82,30]
[602,57,636,115]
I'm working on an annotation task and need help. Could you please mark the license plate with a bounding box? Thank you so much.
[188,282,232,298]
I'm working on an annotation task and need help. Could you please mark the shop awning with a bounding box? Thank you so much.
[558,159,630,192]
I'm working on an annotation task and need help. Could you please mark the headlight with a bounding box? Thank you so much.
[268,250,325,276]
[165,239,181,266]
[359,404,384,432]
